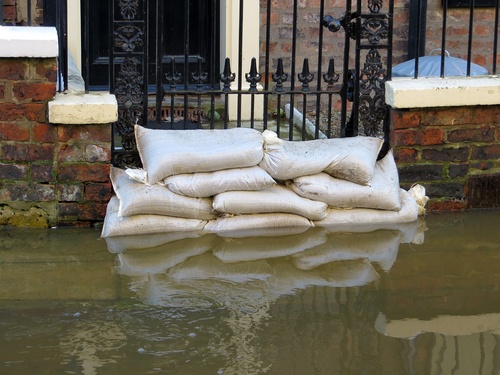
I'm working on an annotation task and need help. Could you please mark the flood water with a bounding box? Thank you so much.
[1,209,499,375]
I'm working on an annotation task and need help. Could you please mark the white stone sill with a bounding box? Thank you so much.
[48,91,118,125]
[0,26,58,58]
[48,53,118,125]
[385,76,500,109]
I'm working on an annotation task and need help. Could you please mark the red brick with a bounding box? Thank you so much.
[0,123,30,141]
[0,60,27,80]
[57,125,112,143]
[13,82,56,102]
[423,108,472,126]
[85,183,113,202]
[392,129,417,146]
[0,103,46,122]
[471,144,500,160]
[472,106,500,125]
[1,143,29,161]
[58,164,110,183]
[447,126,496,143]
[427,199,467,211]
[420,127,444,146]
[0,82,5,100]
[32,123,56,143]
[0,163,27,180]
[57,144,84,163]
[31,164,54,182]
[27,143,55,162]
[391,110,421,130]
[34,60,58,83]
[393,147,419,163]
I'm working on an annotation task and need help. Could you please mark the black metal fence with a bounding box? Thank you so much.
[106,0,394,168]
[406,0,499,77]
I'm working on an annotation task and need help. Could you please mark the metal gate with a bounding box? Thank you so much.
[109,0,393,168]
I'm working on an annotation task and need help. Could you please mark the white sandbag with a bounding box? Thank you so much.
[111,166,216,220]
[291,230,401,272]
[168,253,274,282]
[164,166,275,197]
[101,196,207,238]
[105,231,204,253]
[135,125,264,185]
[204,213,313,236]
[314,189,419,228]
[259,129,383,184]
[115,235,217,276]
[212,227,328,263]
[272,259,379,293]
[212,184,328,220]
[288,149,401,211]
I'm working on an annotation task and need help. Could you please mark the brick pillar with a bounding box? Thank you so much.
[390,106,500,210]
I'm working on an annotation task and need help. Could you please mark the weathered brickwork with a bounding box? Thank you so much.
[390,105,500,210]
[0,57,112,227]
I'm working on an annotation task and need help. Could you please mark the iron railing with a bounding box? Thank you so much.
[0,0,68,92]
[106,0,394,168]
[407,0,499,77]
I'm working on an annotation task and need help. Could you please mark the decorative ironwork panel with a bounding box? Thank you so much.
[111,0,147,168]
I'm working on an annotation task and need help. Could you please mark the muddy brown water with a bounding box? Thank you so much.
[0,209,499,375]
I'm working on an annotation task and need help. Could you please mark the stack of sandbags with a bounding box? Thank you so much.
[102,125,275,237]
[258,129,426,229]
[101,126,426,238]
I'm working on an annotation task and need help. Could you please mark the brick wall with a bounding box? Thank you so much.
[2,0,43,26]
[0,56,112,227]
[390,105,500,210]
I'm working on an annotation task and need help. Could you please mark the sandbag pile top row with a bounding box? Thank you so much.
[134,125,383,186]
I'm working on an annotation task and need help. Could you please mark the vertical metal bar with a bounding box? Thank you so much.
[263,0,272,131]
[109,1,115,94]
[156,0,164,125]
[289,0,298,140]
[60,0,68,91]
[143,0,150,128]
[209,0,217,129]
[413,0,422,78]
[183,0,190,129]
[352,0,362,136]
[408,0,427,60]
[440,0,448,77]
[27,0,32,26]
[466,0,475,77]
[314,0,326,139]
[237,0,244,126]
[0,1,3,25]
[494,0,499,74]
[82,0,90,93]
[340,0,352,137]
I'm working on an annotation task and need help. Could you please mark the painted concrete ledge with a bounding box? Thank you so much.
[49,92,118,124]
[0,26,58,58]
[385,76,500,109]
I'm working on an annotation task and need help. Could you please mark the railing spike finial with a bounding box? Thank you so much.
[298,58,314,92]
[192,58,208,91]
[165,57,182,91]
[245,57,262,92]
[272,58,288,92]
[323,58,339,86]
[220,57,235,92]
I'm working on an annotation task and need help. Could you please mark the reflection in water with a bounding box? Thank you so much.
[1,210,500,374]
